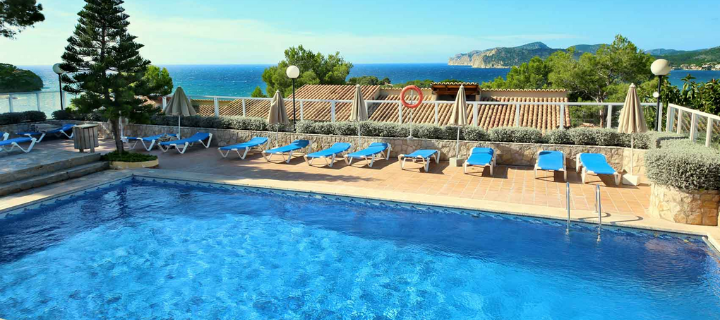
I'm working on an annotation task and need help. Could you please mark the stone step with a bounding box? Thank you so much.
[0,150,101,184]
[0,161,109,197]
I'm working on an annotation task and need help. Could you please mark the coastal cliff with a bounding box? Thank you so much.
[448,42,599,68]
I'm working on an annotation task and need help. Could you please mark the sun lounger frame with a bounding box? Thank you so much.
[534,150,567,181]
[262,140,311,163]
[343,143,392,168]
[0,137,37,153]
[575,153,621,185]
[398,149,440,172]
[218,137,270,159]
[463,147,496,175]
[158,133,213,154]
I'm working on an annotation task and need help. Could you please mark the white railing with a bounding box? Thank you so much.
[179,94,659,130]
[666,103,720,148]
[1,90,74,115]
[10,91,717,148]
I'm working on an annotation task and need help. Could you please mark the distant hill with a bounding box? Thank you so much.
[657,46,720,66]
[646,48,690,56]
[448,42,602,68]
[449,42,719,69]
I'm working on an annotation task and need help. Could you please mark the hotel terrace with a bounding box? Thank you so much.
[190,83,571,131]
[2,79,720,319]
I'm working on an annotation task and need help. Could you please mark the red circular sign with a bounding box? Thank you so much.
[400,85,423,109]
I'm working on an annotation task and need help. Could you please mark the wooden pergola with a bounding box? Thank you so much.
[431,82,480,96]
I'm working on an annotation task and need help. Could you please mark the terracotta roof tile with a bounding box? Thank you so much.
[192,85,569,131]
[368,95,569,131]
[195,85,380,121]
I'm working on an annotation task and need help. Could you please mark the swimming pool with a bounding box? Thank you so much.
[1,177,718,319]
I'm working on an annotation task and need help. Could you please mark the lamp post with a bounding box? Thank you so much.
[651,59,671,131]
[286,65,300,131]
[52,63,66,110]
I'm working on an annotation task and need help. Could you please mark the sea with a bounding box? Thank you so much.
[19,64,720,97]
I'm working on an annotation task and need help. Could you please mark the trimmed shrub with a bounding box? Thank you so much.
[645,140,720,191]
[296,120,315,134]
[21,111,46,122]
[413,124,443,140]
[52,110,73,121]
[101,151,157,162]
[0,112,24,125]
[647,132,686,149]
[489,127,543,143]
[567,128,618,146]
[314,122,335,135]
[181,115,204,127]
[463,126,488,141]
[333,122,358,136]
[617,132,649,149]
[440,125,463,141]
[545,129,573,145]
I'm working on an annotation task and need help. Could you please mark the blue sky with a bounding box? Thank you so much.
[1,0,718,65]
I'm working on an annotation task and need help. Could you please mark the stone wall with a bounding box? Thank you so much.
[125,124,636,171]
[649,184,720,226]
[622,148,647,183]
[0,120,113,139]
[0,123,33,136]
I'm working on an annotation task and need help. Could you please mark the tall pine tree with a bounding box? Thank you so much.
[60,0,152,153]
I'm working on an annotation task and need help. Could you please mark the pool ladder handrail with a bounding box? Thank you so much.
[595,185,602,241]
[565,182,570,234]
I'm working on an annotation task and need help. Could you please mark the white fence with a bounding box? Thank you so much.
[178,94,657,130]
[5,91,718,148]
[666,103,720,148]
[0,91,76,116]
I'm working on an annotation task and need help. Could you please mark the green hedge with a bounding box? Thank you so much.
[52,109,106,121]
[101,151,158,162]
[0,111,47,125]
[645,140,720,191]
[141,115,688,149]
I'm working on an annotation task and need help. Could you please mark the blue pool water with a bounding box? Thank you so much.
[0,178,719,319]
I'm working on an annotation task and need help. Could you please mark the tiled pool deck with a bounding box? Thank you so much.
[35,139,649,215]
[5,138,720,249]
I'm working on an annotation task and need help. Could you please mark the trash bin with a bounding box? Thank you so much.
[73,124,99,153]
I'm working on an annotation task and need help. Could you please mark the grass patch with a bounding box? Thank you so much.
[101,151,158,162]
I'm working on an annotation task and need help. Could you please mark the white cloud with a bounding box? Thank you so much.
[1,9,581,65]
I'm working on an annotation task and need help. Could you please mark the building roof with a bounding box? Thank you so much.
[431,82,480,96]
[369,95,569,131]
[191,84,569,131]
[195,85,381,121]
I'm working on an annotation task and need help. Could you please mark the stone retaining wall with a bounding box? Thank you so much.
[124,124,639,172]
[0,120,114,139]
[649,184,720,226]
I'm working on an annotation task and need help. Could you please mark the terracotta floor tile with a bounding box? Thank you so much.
[35,139,655,221]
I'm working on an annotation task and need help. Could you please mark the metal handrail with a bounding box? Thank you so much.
[566,182,571,234]
[595,185,602,242]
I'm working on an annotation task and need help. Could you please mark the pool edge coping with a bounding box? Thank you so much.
[2,168,720,252]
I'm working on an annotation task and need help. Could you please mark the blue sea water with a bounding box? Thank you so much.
[20,64,720,97]
[0,179,718,319]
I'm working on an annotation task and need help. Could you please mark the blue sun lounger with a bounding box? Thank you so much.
[576,153,621,185]
[304,142,351,167]
[123,133,178,151]
[535,150,566,181]
[344,142,391,167]
[18,124,75,142]
[262,139,310,163]
[218,137,269,159]
[158,132,213,154]
[464,147,496,175]
[398,149,439,172]
[0,136,37,153]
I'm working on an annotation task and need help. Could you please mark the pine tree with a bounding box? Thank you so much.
[60,0,152,153]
